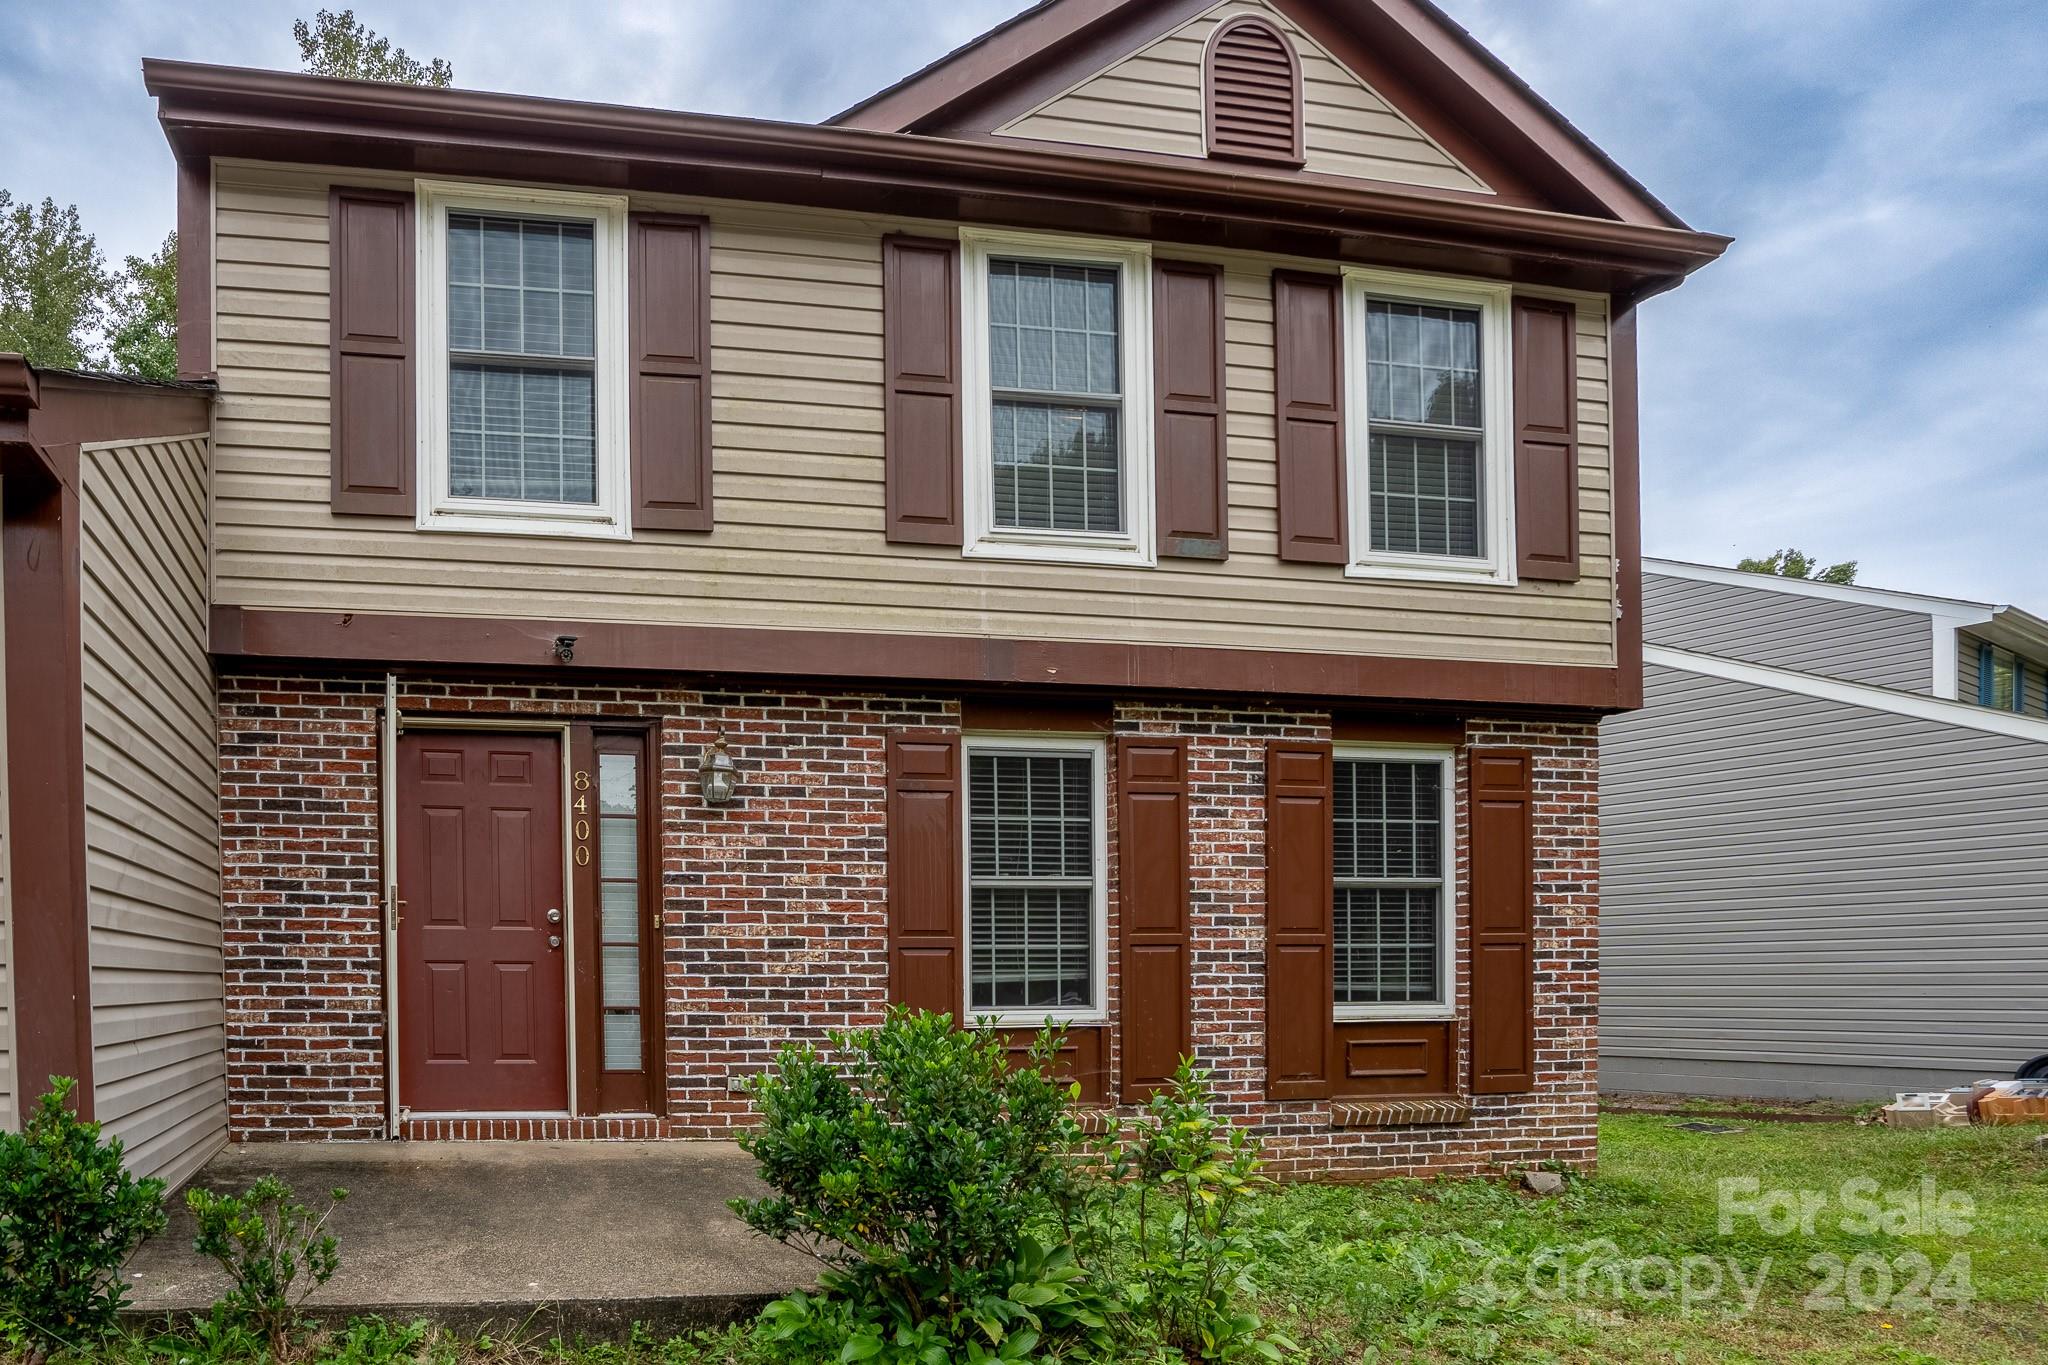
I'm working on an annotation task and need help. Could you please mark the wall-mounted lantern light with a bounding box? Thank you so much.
[699,732,739,807]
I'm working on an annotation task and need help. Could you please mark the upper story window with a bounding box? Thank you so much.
[1979,642,2027,713]
[417,181,630,539]
[1333,747,1456,1020]
[1204,16,1305,167]
[964,733,1108,1026]
[1343,268,1513,584]
[961,229,1154,566]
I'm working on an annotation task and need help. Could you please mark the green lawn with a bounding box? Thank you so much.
[53,1116,2048,1364]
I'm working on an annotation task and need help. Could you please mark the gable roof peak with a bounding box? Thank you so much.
[831,0,1688,229]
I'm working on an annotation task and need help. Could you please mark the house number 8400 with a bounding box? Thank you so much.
[572,769,593,865]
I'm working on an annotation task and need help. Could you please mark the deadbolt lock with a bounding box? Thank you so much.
[546,908,562,925]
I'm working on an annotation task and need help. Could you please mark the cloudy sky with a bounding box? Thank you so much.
[4,1,2044,602]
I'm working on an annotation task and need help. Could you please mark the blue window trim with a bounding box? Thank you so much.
[1979,641,1995,707]
[2018,658,2029,715]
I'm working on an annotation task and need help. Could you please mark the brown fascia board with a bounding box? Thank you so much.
[829,0,1103,129]
[145,60,1726,291]
[1366,0,1688,229]
[0,354,38,415]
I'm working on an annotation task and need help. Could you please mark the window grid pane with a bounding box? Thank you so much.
[967,750,1097,1012]
[991,400,1122,533]
[446,212,597,506]
[1368,434,1479,557]
[1333,759,1445,1007]
[1365,298,1484,558]
[596,750,642,1072]
[987,259,1123,535]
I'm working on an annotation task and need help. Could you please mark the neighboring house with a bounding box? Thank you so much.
[1602,559,2048,1100]
[0,358,220,1187]
[3,0,1729,1183]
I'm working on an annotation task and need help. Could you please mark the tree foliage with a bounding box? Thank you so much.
[1737,547,1858,585]
[0,192,112,369]
[294,9,454,86]
[107,233,178,381]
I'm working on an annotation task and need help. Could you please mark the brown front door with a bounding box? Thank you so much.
[397,732,568,1113]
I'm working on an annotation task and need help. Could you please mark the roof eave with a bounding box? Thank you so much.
[147,59,1727,291]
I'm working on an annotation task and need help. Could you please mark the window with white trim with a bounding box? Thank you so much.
[417,181,630,539]
[1343,268,1513,583]
[962,230,1154,566]
[963,735,1108,1024]
[1333,748,1456,1018]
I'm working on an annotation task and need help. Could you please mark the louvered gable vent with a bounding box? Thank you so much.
[1205,16,1304,166]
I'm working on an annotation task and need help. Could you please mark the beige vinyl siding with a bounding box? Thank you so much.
[210,162,1614,668]
[996,0,1490,194]
[81,433,225,1188]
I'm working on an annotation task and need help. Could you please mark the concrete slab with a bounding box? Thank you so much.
[124,1141,817,1337]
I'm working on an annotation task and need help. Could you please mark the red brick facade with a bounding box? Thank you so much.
[220,672,1597,1177]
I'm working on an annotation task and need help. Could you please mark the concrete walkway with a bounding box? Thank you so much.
[125,1140,818,1337]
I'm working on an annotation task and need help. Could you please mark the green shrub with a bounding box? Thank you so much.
[187,1175,347,1356]
[732,1008,1114,1361]
[1111,1063,1295,1362]
[0,1076,168,1350]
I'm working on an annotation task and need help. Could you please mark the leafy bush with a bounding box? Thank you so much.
[734,1014,1301,1363]
[187,1175,348,1356]
[1110,1064,1295,1362]
[0,1076,168,1350]
[732,1008,1115,1360]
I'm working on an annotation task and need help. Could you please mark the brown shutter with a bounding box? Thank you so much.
[886,729,964,1018]
[1512,298,1580,582]
[1469,748,1537,1094]
[882,235,963,545]
[329,188,415,516]
[630,213,713,531]
[1154,261,1229,561]
[1264,739,1333,1099]
[1117,736,1191,1100]
[1205,17,1304,167]
[1272,272,1346,564]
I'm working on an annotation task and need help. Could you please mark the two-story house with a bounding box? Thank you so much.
[0,0,1724,1185]
[1602,559,2048,1099]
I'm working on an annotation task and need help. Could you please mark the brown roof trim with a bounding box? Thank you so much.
[830,0,1124,129]
[212,605,1634,714]
[146,60,1725,290]
[21,370,213,455]
[0,354,40,414]
[1356,0,1686,228]
[827,0,1687,229]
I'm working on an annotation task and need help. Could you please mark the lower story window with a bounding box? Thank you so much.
[1333,750,1454,1015]
[965,737,1106,1022]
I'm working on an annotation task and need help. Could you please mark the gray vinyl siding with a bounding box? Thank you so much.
[80,434,225,1187]
[1957,629,2048,716]
[1642,572,1934,692]
[1600,662,2048,1099]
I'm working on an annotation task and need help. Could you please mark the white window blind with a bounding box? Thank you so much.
[1333,757,1446,1006]
[967,748,1099,1013]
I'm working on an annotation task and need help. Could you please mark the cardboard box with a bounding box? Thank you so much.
[1978,1094,2048,1126]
